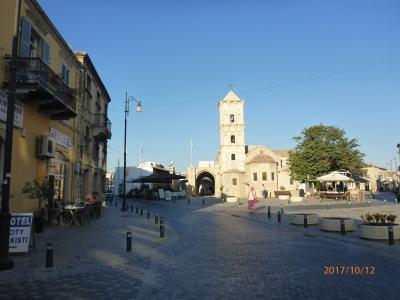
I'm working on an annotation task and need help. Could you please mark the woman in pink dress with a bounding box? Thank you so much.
[248,187,257,214]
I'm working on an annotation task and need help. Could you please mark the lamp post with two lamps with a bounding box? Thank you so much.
[122,92,142,211]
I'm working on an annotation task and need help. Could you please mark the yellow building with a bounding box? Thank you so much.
[0,0,82,213]
[75,52,111,203]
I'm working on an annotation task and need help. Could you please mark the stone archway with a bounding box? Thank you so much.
[196,171,215,196]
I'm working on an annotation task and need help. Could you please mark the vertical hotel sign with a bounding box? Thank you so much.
[0,92,24,128]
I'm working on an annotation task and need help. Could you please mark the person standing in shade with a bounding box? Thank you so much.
[248,187,257,214]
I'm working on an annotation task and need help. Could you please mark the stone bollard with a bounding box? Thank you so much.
[126,232,132,251]
[326,202,330,210]
[278,211,281,223]
[384,199,387,206]
[388,226,395,245]
[147,211,150,220]
[303,215,308,228]
[280,204,284,215]
[340,220,346,235]
[155,213,159,224]
[367,200,371,207]
[395,198,398,205]
[160,217,165,238]
[46,243,53,268]
[347,201,351,208]
[267,206,271,219]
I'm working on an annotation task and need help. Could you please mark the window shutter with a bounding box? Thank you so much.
[42,40,50,65]
[19,17,31,57]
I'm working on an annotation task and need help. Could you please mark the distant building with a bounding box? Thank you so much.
[113,161,169,196]
[187,91,298,198]
[364,164,399,192]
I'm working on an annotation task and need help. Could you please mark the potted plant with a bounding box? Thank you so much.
[359,212,399,240]
[22,179,51,233]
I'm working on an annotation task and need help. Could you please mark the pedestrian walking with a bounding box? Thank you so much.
[248,187,257,214]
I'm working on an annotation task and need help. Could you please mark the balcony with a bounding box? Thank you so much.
[92,113,112,140]
[3,57,76,119]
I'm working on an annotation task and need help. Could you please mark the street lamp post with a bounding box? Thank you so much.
[0,0,21,271]
[122,92,142,211]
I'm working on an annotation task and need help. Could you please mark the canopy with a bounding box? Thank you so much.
[129,172,186,183]
[317,172,354,182]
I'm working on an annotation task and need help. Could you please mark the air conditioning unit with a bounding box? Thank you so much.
[37,135,56,158]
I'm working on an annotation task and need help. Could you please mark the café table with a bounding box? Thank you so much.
[63,205,86,225]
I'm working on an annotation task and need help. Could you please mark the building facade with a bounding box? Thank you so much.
[0,0,110,213]
[75,52,111,202]
[187,91,298,199]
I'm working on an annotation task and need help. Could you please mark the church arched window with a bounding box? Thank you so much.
[230,114,234,123]
[231,135,235,143]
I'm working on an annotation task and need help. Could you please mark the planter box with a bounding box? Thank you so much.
[319,217,355,232]
[291,213,318,225]
[226,196,237,203]
[359,224,400,240]
[290,196,304,203]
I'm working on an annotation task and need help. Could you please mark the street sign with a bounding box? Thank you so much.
[9,213,33,253]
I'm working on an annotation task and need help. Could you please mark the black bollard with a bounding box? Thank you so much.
[388,226,395,245]
[126,232,132,251]
[304,214,308,228]
[155,213,159,224]
[160,217,165,238]
[278,211,281,223]
[46,243,53,268]
[267,206,271,219]
[147,211,150,220]
[135,206,138,214]
[202,198,205,205]
[340,219,346,235]
[140,208,143,216]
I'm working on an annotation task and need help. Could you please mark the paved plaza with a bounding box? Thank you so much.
[1,197,400,299]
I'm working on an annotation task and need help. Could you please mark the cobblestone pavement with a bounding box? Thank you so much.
[1,197,400,299]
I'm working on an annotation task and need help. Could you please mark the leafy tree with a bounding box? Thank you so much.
[288,124,365,181]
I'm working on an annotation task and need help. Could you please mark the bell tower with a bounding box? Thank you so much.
[218,91,246,172]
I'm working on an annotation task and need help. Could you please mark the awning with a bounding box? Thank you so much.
[129,173,186,183]
[317,172,354,182]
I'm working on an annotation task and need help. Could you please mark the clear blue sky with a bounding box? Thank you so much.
[39,0,400,173]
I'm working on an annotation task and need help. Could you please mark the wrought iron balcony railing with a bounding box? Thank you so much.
[4,57,76,117]
[93,113,112,139]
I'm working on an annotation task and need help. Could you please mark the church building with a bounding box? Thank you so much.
[187,91,299,198]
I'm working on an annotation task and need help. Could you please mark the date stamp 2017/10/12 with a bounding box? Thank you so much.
[323,266,375,275]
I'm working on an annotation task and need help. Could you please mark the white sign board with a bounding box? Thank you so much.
[0,93,24,128]
[158,188,165,200]
[9,213,33,253]
[49,127,72,149]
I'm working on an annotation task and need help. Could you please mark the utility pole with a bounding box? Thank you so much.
[0,0,21,271]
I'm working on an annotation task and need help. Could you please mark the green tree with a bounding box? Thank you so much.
[288,124,365,181]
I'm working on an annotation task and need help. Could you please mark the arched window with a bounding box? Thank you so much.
[231,135,235,143]
[230,114,234,123]
[231,153,235,160]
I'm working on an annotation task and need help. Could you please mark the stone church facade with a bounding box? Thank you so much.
[187,91,299,199]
